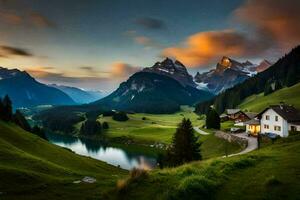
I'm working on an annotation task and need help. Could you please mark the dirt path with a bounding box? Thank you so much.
[193,127,210,135]
[225,133,258,157]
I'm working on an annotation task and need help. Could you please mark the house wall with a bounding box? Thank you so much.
[260,109,289,137]
[289,124,300,131]
[246,124,260,135]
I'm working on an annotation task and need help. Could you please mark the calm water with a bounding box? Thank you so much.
[46,133,157,170]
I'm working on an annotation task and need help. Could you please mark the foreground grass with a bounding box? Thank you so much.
[0,121,126,200]
[112,136,300,200]
[239,83,300,113]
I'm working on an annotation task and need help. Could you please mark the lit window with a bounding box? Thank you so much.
[266,115,270,120]
[274,126,281,131]
[275,116,278,121]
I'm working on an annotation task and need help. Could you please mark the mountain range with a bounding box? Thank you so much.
[50,84,104,104]
[194,57,272,94]
[0,67,75,108]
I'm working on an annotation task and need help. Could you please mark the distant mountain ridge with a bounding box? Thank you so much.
[194,57,272,94]
[143,58,197,87]
[50,84,104,104]
[0,67,75,108]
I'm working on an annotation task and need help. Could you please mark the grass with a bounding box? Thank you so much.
[239,83,300,113]
[98,106,205,144]
[111,135,300,200]
[0,121,126,200]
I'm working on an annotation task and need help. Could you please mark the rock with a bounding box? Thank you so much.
[82,176,97,183]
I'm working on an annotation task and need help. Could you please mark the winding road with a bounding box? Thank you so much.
[193,127,258,157]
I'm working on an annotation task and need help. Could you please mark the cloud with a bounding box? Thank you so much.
[0,45,32,57]
[29,12,56,28]
[111,62,141,77]
[134,36,162,49]
[0,1,56,28]
[135,17,166,30]
[162,29,270,67]
[235,0,300,50]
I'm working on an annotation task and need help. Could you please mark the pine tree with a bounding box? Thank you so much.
[32,126,47,140]
[0,98,4,120]
[206,107,220,129]
[167,118,201,166]
[2,95,13,121]
[13,110,31,132]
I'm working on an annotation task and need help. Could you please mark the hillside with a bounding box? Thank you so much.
[0,121,126,199]
[112,136,300,200]
[94,72,213,114]
[239,83,300,112]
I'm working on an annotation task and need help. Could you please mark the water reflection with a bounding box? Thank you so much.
[46,133,157,170]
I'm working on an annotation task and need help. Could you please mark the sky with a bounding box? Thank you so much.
[0,0,299,92]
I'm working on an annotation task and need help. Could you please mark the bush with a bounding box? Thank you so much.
[80,119,102,135]
[102,121,109,129]
[289,130,300,136]
[142,117,147,120]
[112,112,129,121]
[116,168,148,193]
[265,175,282,187]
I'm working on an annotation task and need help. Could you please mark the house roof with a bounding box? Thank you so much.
[220,114,228,118]
[245,112,258,119]
[226,109,241,115]
[244,119,260,125]
[258,104,300,122]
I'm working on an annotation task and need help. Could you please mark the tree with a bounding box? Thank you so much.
[13,110,31,132]
[2,95,13,121]
[32,125,47,140]
[80,119,102,135]
[206,107,220,129]
[112,112,129,121]
[0,98,4,120]
[167,118,201,166]
[102,121,109,129]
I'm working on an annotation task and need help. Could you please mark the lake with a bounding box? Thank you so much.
[46,133,158,170]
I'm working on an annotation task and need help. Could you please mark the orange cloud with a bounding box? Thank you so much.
[235,0,300,49]
[111,62,141,77]
[0,11,22,25]
[162,30,268,67]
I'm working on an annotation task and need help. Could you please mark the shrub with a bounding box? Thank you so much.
[142,117,147,120]
[265,175,282,187]
[113,112,129,121]
[102,121,109,129]
[289,130,300,136]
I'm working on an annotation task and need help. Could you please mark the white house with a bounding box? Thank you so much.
[258,104,300,137]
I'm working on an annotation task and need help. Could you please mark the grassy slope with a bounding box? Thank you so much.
[98,106,205,144]
[0,121,126,200]
[114,136,300,200]
[239,83,300,113]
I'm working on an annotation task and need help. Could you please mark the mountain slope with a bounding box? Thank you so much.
[239,83,300,112]
[0,67,75,108]
[51,84,104,104]
[0,121,126,199]
[93,72,213,113]
[194,57,271,94]
[196,46,300,114]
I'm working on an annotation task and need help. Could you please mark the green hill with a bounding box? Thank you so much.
[113,136,300,200]
[0,121,126,200]
[239,83,300,112]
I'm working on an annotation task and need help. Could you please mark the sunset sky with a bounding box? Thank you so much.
[0,0,299,92]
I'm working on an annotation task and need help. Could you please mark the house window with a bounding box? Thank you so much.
[274,126,281,131]
[275,116,279,121]
[291,126,296,131]
[265,115,270,120]
[264,124,269,129]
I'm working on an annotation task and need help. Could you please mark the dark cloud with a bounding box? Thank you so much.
[235,0,300,50]
[0,45,32,57]
[135,17,166,30]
